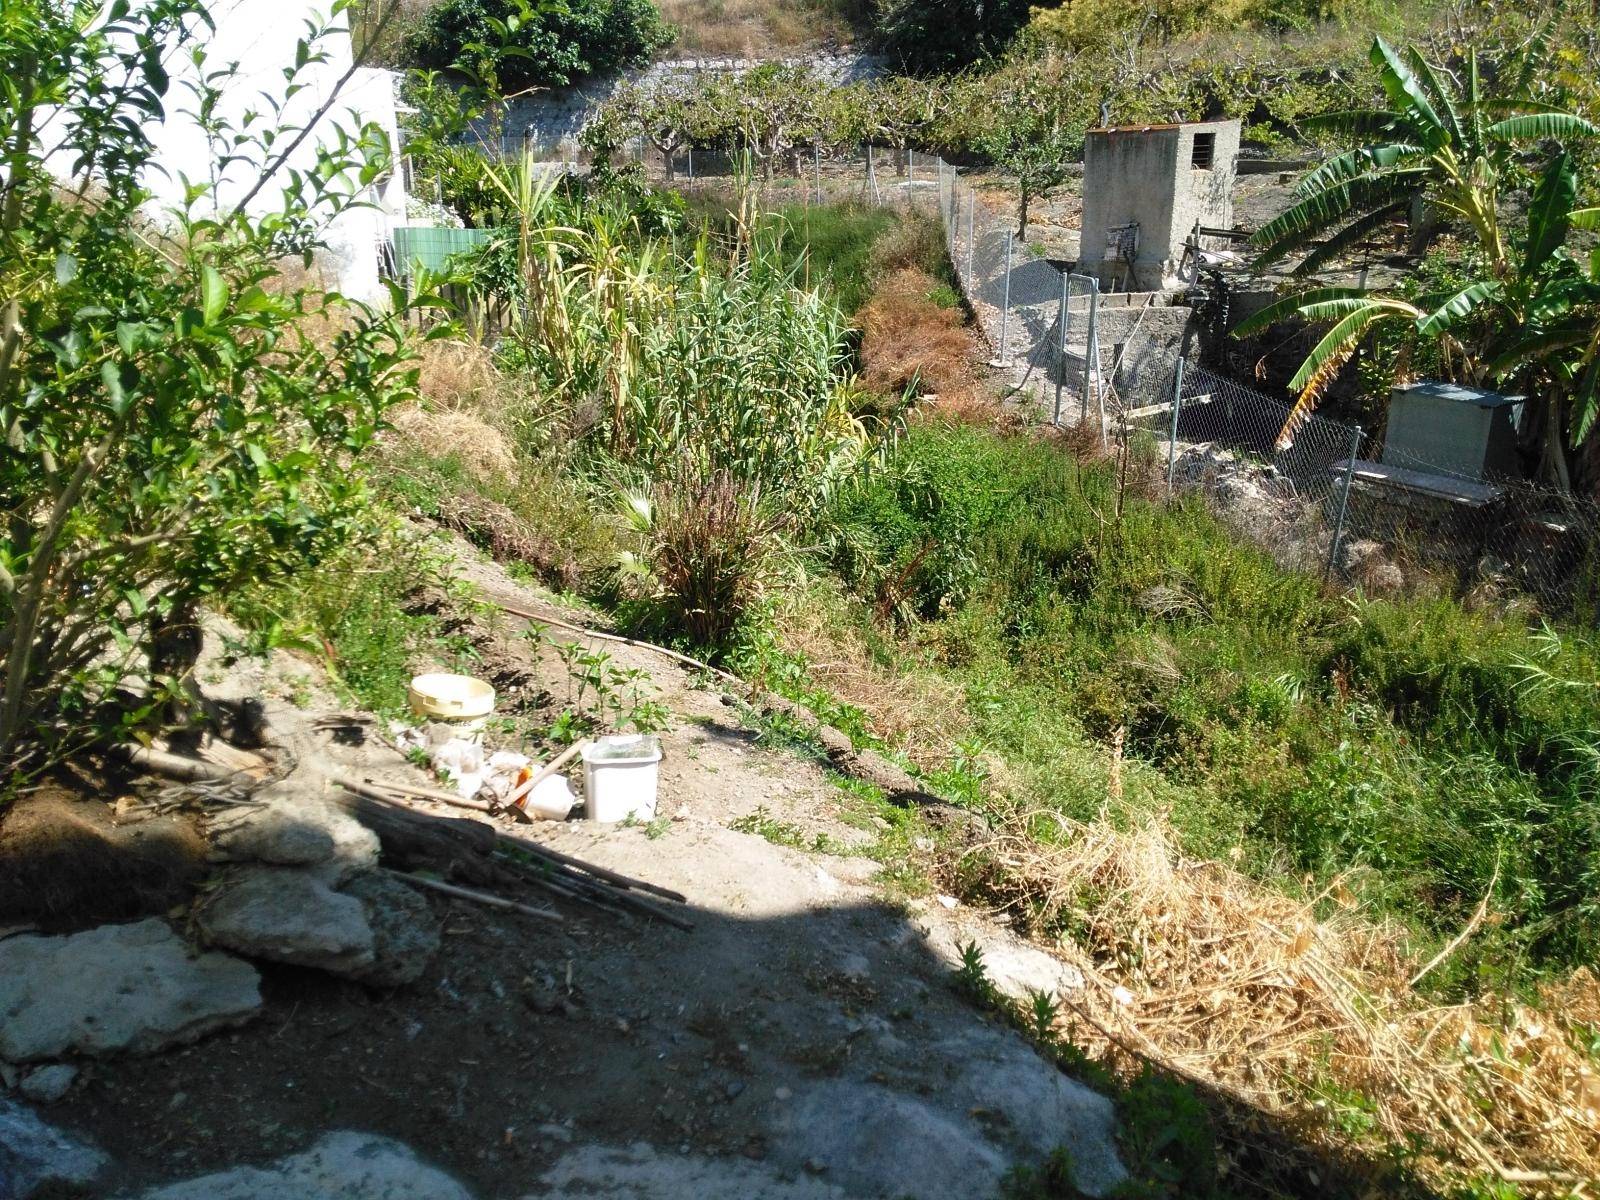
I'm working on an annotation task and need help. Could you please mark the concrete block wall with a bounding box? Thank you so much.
[1077,120,1240,292]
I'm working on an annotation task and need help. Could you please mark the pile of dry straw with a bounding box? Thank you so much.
[950,810,1600,1194]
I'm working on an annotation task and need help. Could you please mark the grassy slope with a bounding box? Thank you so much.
[803,422,1600,992]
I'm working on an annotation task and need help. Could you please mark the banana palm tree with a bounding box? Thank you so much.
[1235,35,1599,486]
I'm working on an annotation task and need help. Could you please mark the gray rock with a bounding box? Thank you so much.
[814,724,855,762]
[768,1027,1126,1199]
[528,1142,846,1199]
[131,1131,474,1200]
[243,782,380,884]
[339,874,440,987]
[769,1081,1008,1199]
[212,807,336,866]
[18,1065,76,1105]
[0,920,261,1061]
[197,867,375,976]
[0,1098,109,1197]
[842,748,921,797]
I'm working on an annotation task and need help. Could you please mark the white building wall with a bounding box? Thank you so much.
[119,1,407,301]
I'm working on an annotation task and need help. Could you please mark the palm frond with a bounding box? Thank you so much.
[1407,49,1464,150]
[1417,281,1502,336]
[1487,113,1599,141]
[1292,200,1409,278]
[1276,300,1416,449]
[1369,37,1446,148]
[1252,169,1429,269]
[1287,300,1419,394]
[1293,143,1423,200]
[1524,152,1577,276]
[1486,328,1592,375]
[1230,286,1373,338]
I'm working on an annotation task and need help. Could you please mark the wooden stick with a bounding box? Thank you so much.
[496,830,688,904]
[385,870,563,924]
[351,775,493,812]
[494,851,693,931]
[503,741,587,814]
[113,744,242,783]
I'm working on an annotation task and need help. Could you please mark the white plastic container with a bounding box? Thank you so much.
[581,735,662,823]
[408,673,495,722]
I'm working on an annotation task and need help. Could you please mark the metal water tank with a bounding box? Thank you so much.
[1381,382,1523,481]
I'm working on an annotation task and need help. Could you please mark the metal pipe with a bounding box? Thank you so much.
[1167,357,1186,499]
[1053,269,1069,426]
[1326,425,1363,582]
[992,230,1014,367]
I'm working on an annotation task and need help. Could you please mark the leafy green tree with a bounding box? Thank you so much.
[873,0,1039,74]
[406,0,673,92]
[1236,36,1599,486]
[1,0,430,769]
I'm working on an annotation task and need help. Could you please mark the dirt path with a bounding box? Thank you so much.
[33,542,1123,1199]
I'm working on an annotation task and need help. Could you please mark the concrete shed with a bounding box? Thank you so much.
[1077,120,1240,293]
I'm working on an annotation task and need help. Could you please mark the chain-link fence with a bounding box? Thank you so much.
[1148,360,1600,614]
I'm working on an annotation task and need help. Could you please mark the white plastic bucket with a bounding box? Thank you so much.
[409,674,495,722]
[581,735,662,823]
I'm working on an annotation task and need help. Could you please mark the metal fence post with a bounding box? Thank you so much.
[814,144,821,205]
[687,146,695,191]
[966,190,976,284]
[908,149,915,184]
[1087,277,1106,445]
[990,230,1014,368]
[1052,272,1068,425]
[1166,358,1186,499]
[1326,424,1363,582]
[866,142,879,205]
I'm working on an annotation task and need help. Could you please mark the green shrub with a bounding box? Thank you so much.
[1,0,422,771]
[405,0,673,90]
[827,422,1600,985]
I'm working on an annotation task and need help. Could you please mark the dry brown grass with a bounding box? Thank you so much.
[656,0,860,55]
[775,588,969,764]
[858,268,982,410]
[949,810,1600,1195]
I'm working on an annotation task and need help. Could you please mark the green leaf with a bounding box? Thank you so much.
[100,359,128,414]
[124,588,148,618]
[1231,287,1373,338]
[1416,281,1502,336]
[1288,300,1415,393]
[200,266,228,324]
[1369,37,1445,149]
[1486,113,1599,142]
[1292,144,1421,201]
[1523,153,1576,277]
[1569,207,1600,232]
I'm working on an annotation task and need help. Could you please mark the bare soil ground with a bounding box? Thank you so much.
[23,538,1122,1198]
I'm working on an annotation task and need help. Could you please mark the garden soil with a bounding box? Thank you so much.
[12,537,1125,1199]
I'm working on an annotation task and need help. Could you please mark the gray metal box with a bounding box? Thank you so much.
[1382,381,1523,481]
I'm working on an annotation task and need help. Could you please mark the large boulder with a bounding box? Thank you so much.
[0,919,261,1061]
[130,1131,474,1200]
[341,873,440,987]
[196,867,439,986]
[196,867,375,976]
[0,1098,109,1198]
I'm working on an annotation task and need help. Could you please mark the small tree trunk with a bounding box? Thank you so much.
[1018,184,1031,238]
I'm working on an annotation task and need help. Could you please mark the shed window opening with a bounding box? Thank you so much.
[1191,132,1216,170]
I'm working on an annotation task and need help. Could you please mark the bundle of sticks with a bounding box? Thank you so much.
[332,775,693,932]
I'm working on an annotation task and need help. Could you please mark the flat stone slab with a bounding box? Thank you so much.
[525,1143,847,1199]
[0,1097,109,1198]
[131,1131,474,1199]
[0,919,261,1061]
[197,866,375,976]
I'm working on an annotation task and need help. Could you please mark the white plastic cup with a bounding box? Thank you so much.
[581,735,662,823]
